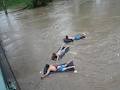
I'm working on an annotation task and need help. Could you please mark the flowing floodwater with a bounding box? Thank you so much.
[0,0,120,90]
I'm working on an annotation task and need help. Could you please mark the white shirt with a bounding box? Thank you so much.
[68,36,75,40]
[56,49,65,56]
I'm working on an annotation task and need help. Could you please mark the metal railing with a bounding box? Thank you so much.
[0,40,21,90]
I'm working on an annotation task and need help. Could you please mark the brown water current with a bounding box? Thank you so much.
[0,0,120,90]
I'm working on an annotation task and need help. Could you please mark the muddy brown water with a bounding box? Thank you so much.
[0,0,120,90]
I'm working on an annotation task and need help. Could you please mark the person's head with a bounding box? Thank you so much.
[51,53,57,60]
[43,64,49,74]
[66,35,68,39]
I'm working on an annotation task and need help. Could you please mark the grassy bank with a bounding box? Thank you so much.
[0,0,53,11]
[7,0,27,9]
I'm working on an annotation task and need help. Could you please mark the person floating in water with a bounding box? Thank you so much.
[51,45,69,61]
[41,61,75,79]
[64,33,86,43]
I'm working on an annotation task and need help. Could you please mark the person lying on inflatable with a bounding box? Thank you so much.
[41,61,75,79]
[51,45,69,61]
[64,33,86,43]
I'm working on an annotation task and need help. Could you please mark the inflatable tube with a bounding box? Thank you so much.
[63,38,73,43]
[43,65,49,74]
[43,67,48,75]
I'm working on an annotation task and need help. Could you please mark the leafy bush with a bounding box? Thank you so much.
[0,0,53,10]
[29,0,53,8]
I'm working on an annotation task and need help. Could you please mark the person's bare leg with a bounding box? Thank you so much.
[65,61,74,67]
[65,46,69,49]
[63,61,72,67]
[64,66,75,71]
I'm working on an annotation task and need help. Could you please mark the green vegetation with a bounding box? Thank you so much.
[29,0,54,8]
[6,0,27,8]
[0,0,53,11]
[0,0,7,14]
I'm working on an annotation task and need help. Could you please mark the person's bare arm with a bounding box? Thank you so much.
[64,66,75,71]
[56,55,59,61]
[62,46,69,52]
[65,46,69,49]
[41,69,50,79]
